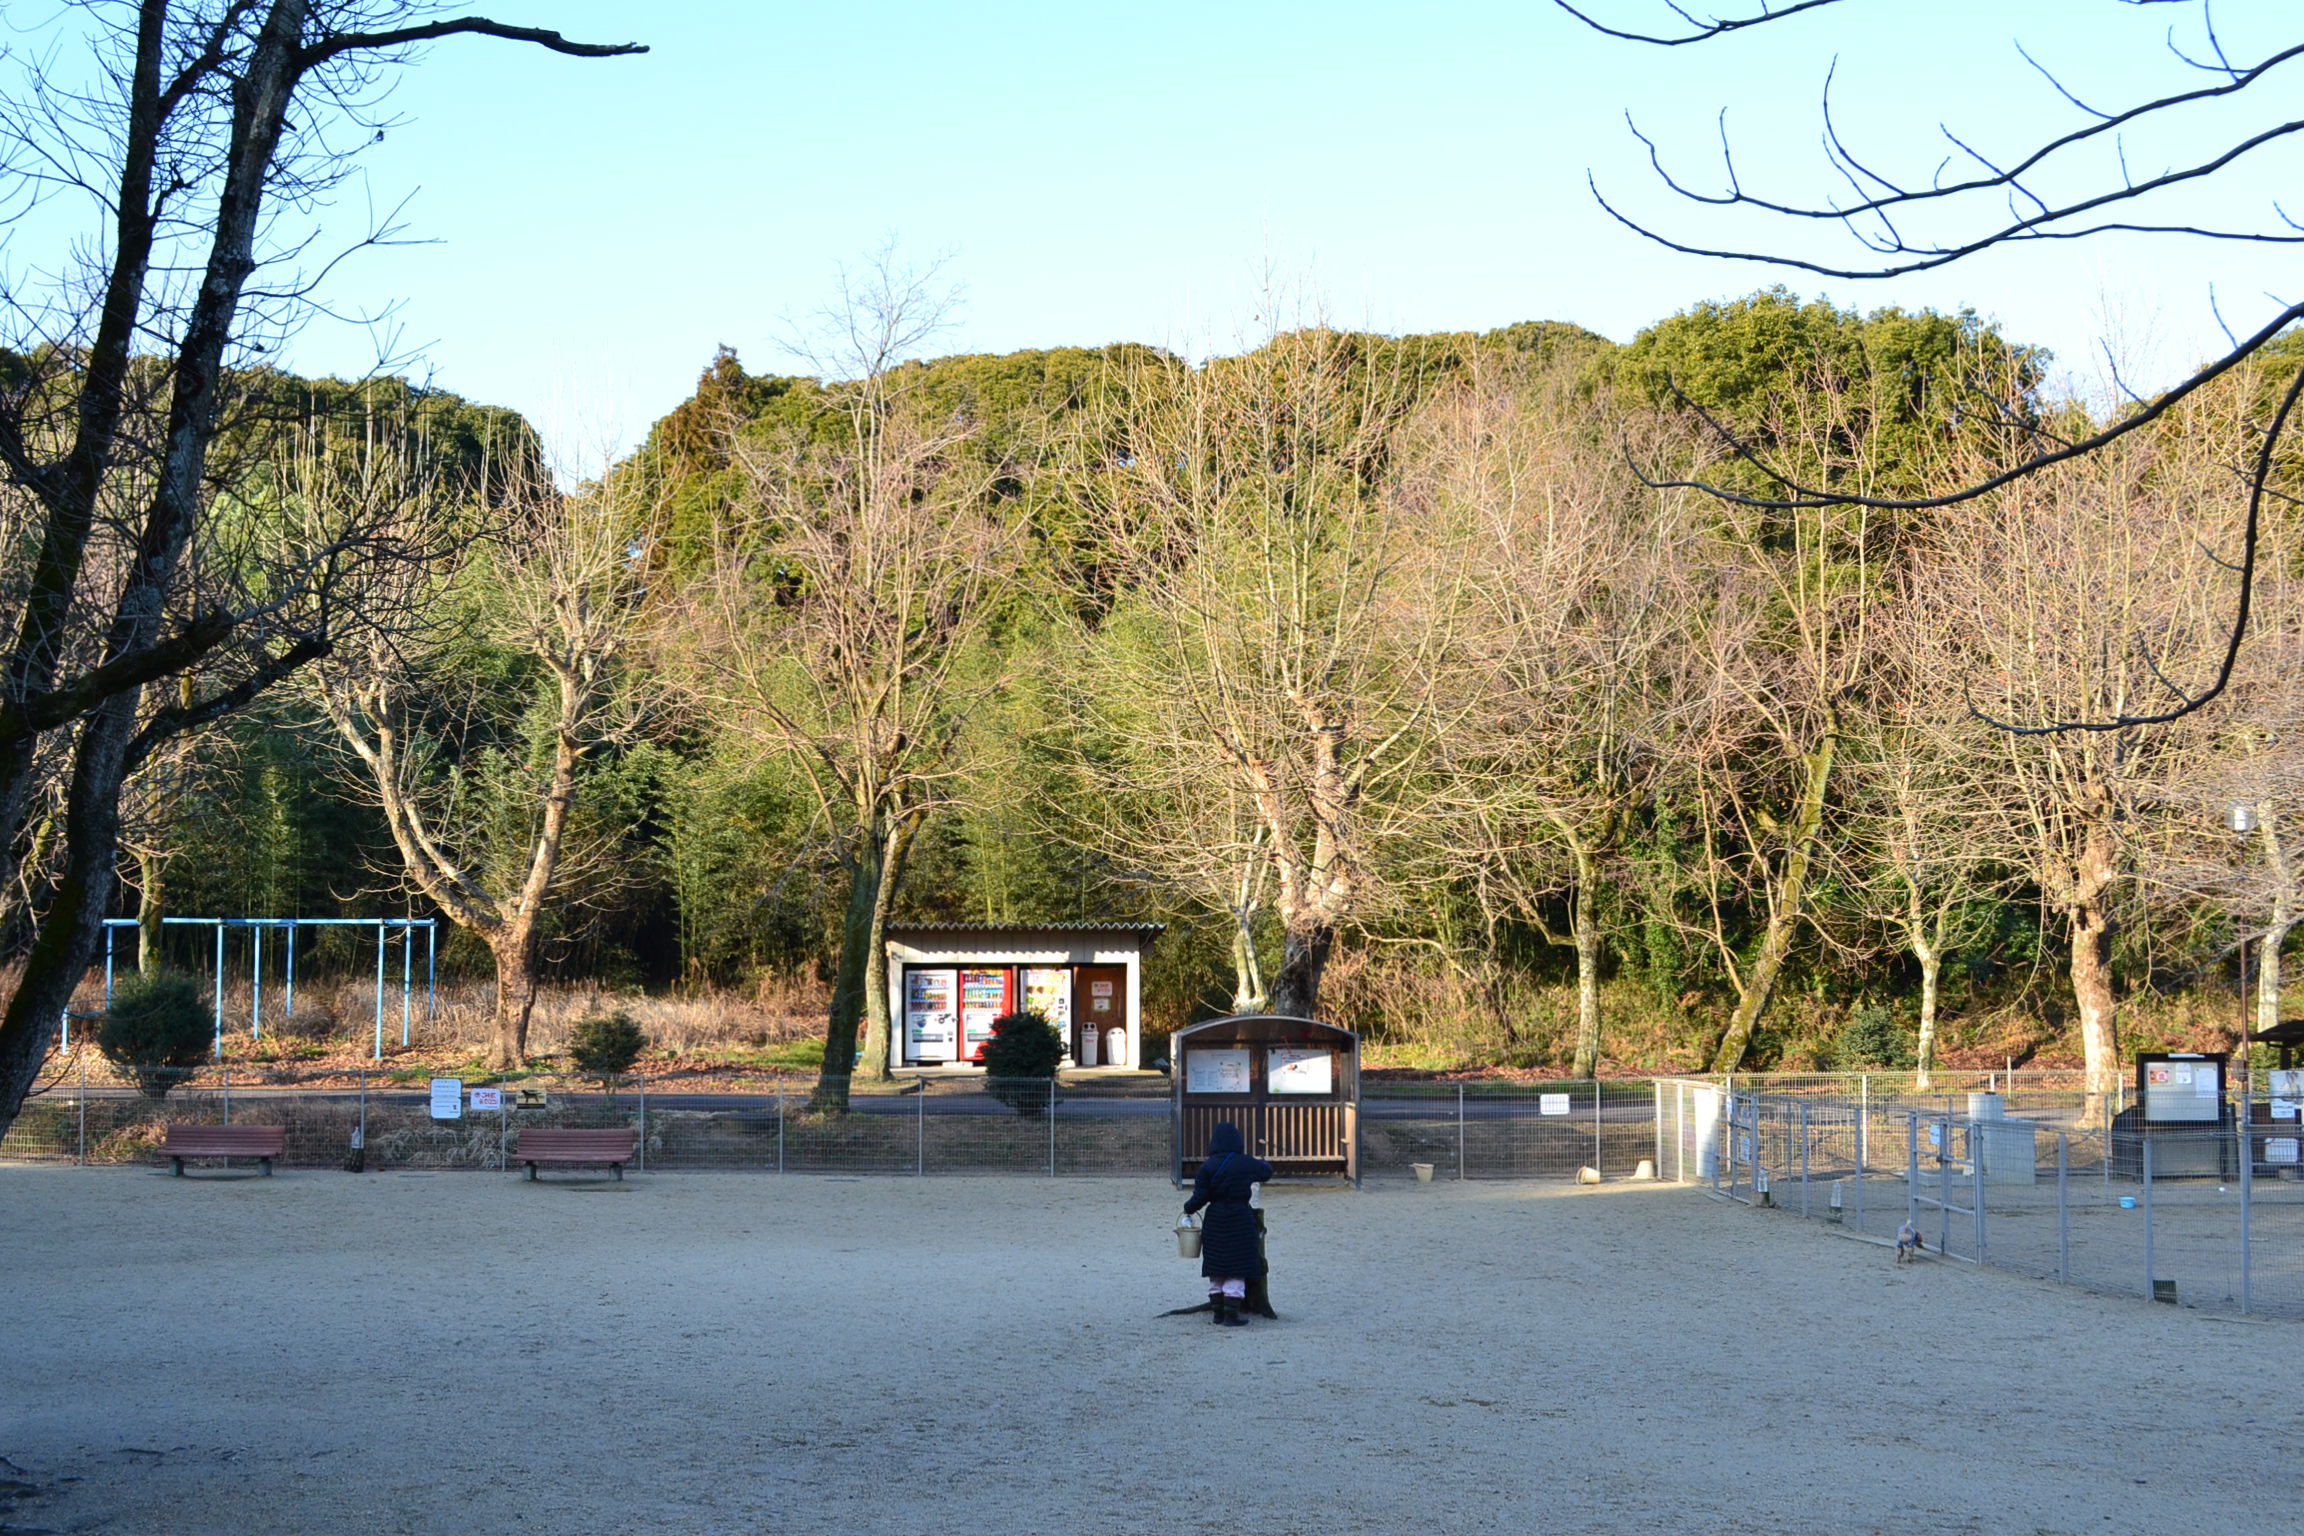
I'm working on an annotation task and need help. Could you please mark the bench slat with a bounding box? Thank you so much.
[162,1126,286,1153]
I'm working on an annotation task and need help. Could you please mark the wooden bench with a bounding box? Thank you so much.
[160,1124,287,1177]
[515,1128,638,1181]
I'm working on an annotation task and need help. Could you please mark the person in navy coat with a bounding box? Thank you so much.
[1183,1121,1274,1326]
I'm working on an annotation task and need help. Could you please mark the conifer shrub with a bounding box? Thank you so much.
[980,1011,1062,1115]
[97,970,212,1099]
[570,1010,648,1102]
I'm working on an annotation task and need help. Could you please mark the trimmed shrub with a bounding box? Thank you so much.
[1831,1000,1913,1071]
[97,970,211,1099]
[570,1010,648,1101]
[980,1011,1063,1115]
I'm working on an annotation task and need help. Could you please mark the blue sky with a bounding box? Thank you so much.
[52,1,2304,471]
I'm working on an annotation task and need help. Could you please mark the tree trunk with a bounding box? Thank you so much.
[1270,920,1334,1020]
[1913,936,1942,1091]
[487,920,540,1070]
[2069,900,2117,1100]
[0,690,141,1137]
[1709,720,1836,1073]
[854,816,913,1087]
[814,827,892,1112]
[2067,822,2120,1102]
[2258,811,2292,1043]
[1230,904,1268,1015]
[1570,843,1602,1080]
[138,847,165,974]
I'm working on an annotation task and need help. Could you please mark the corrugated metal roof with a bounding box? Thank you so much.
[886,921,1166,935]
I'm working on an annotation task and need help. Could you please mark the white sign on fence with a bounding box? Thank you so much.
[1539,1093,1571,1117]
[2269,1138,2300,1166]
[429,1078,463,1120]
[469,1088,502,1111]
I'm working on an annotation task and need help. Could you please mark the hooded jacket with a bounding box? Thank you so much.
[1183,1121,1274,1278]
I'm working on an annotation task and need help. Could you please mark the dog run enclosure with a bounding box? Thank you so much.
[85,917,438,1060]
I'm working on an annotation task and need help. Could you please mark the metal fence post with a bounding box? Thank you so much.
[1457,1082,1466,1181]
[1851,1099,1865,1231]
[636,1074,646,1174]
[499,1085,508,1172]
[2241,1096,2253,1314]
[1938,1118,1953,1255]
[2142,1136,2156,1301]
[357,1070,367,1166]
[1593,1080,1602,1176]
[916,1078,926,1176]
[1799,1102,1811,1218]
[1653,1080,1663,1177]
[1048,1075,1057,1177]
[776,1078,785,1174]
[1905,1112,1919,1230]
[2057,1133,2070,1284]
[1972,1122,1986,1263]
[76,1052,85,1166]
[222,1068,230,1126]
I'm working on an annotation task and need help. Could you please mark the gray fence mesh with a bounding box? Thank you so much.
[1659,1076,2304,1319]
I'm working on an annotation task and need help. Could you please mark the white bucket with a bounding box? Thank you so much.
[1412,1162,1435,1183]
[1632,1159,1655,1181]
[1175,1220,1202,1259]
[1078,1029,1099,1068]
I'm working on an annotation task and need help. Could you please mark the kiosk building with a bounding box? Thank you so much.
[883,923,1163,1071]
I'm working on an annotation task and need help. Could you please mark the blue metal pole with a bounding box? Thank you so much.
[285,922,295,1021]
[401,923,412,1047]
[252,925,262,1040]
[426,922,436,1019]
[104,925,114,1009]
[373,922,386,1061]
[212,922,224,1059]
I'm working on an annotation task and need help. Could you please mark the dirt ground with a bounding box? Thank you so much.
[1,1167,2290,1535]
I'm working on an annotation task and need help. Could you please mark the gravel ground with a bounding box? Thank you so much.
[0,1164,2288,1535]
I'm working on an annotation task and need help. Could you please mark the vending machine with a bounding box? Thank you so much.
[1020,967,1072,1056]
[957,968,1012,1063]
[903,968,958,1065]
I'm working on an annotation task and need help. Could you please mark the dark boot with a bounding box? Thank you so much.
[1207,1294,1227,1325]
[1217,1296,1247,1326]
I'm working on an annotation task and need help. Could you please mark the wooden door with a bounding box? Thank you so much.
[1073,965,1126,1064]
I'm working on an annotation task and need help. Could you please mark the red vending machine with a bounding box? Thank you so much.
[958,968,1012,1064]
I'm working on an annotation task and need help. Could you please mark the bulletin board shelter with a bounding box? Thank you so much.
[884,923,1164,1072]
[1172,1014,1360,1185]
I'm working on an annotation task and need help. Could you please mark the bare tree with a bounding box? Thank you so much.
[1067,320,1461,1020]
[316,453,647,1068]
[1841,581,2013,1086]
[1560,0,2304,731]
[669,256,1019,1108]
[1420,359,1694,1076]
[1922,404,2242,1097]
[0,3,642,1138]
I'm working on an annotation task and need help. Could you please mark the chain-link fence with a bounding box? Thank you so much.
[6,1057,1678,1182]
[0,1058,1192,1175]
[1355,1079,1661,1181]
[1660,1076,2304,1318]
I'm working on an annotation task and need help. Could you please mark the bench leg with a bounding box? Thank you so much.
[613,1162,623,1181]
[261,1157,273,1176]
[171,1156,184,1176]
[525,1162,537,1181]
